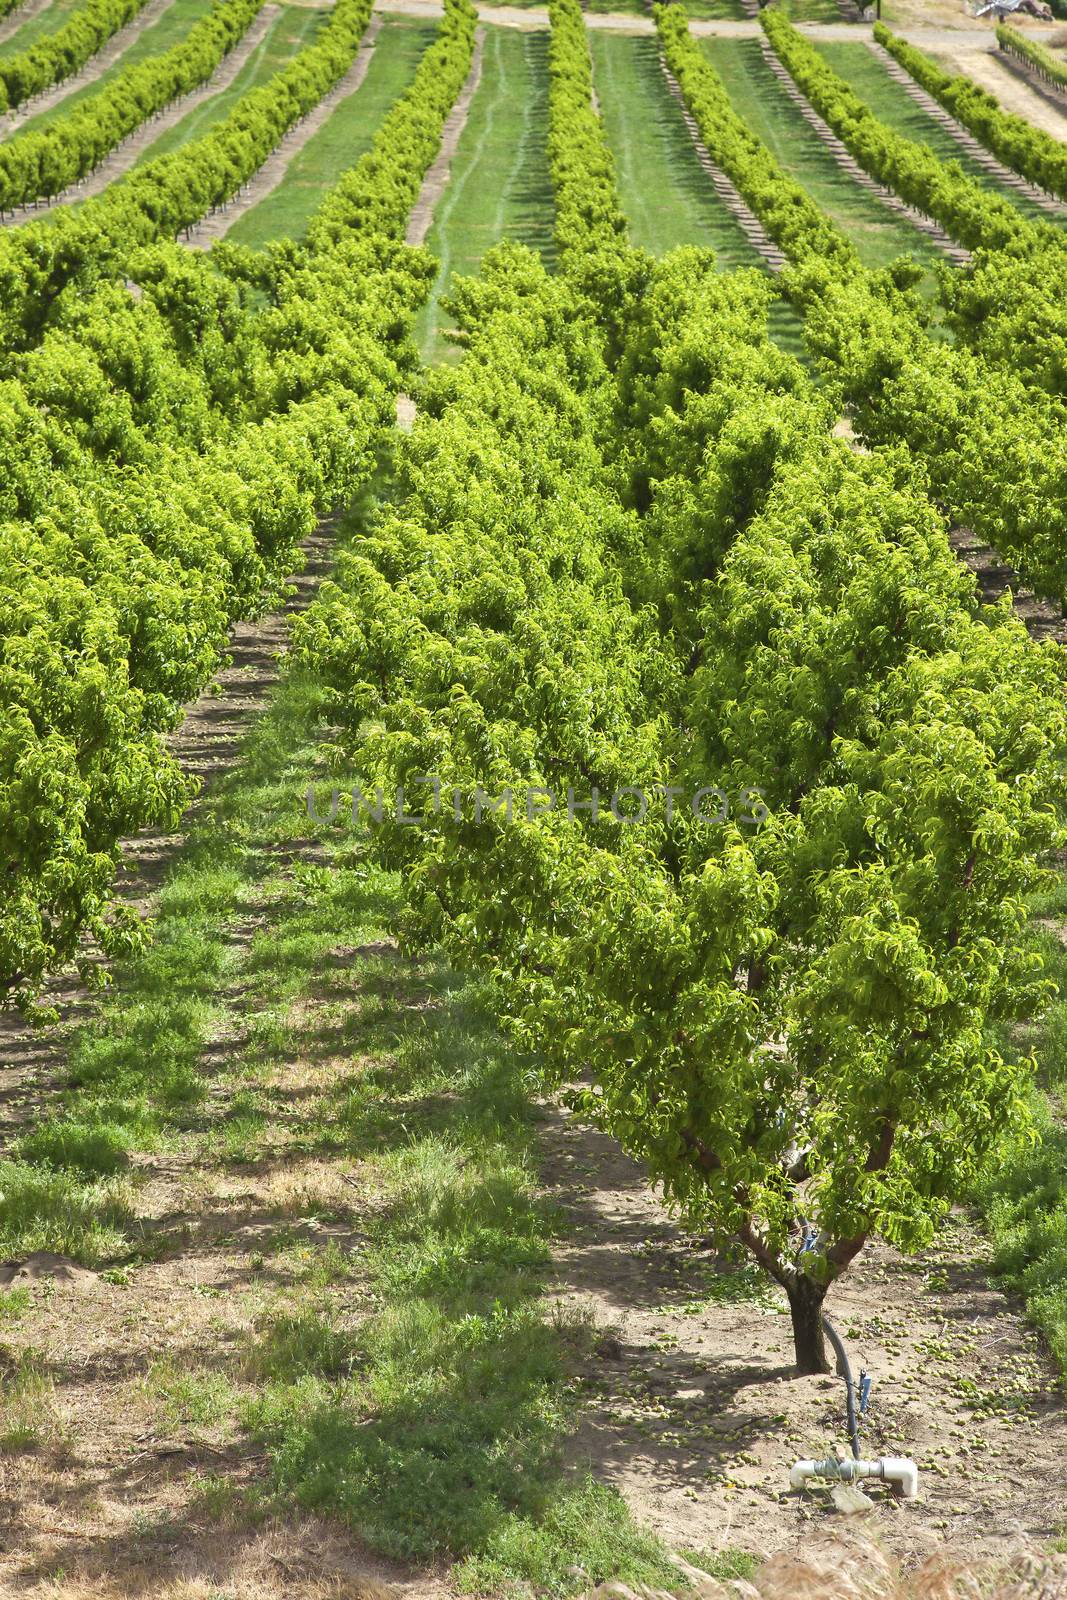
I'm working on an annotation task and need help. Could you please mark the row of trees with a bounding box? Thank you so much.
[658,4,1067,605]
[0,0,375,350]
[763,8,1051,258]
[0,0,477,1014]
[657,4,857,275]
[0,0,147,113]
[0,0,264,211]
[997,22,1067,93]
[309,0,477,246]
[876,23,1067,203]
[294,0,1067,1373]
[760,14,1067,409]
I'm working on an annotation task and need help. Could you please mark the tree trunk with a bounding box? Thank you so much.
[785,1274,831,1375]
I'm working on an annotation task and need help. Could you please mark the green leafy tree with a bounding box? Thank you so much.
[298,229,1067,1372]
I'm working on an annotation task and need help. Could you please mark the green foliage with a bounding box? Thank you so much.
[0,1,494,1008]
[877,23,1067,202]
[307,0,477,247]
[547,0,626,261]
[655,6,858,275]
[997,23,1067,94]
[975,1098,1067,1381]
[453,1478,686,1595]
[764,9,1049,256]
[0,0,377,348]
[800,261,1067,600]
[0,0,265,210]
[0,0,149,114]
[296,220,1067,1367]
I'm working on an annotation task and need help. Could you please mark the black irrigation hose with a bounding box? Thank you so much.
[822,1314,861,1460]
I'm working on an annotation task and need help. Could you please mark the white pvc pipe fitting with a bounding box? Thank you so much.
[789,1455,919,1498]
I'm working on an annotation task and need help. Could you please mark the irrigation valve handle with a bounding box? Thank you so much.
[789,1456,919,1499]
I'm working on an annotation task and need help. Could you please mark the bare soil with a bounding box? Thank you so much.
[542,1106,1067,1566]
[942,46,1067,138]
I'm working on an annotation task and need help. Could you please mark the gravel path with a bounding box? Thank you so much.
[184,12,383,249]
[0,0,174,135]
[0,6,280,228]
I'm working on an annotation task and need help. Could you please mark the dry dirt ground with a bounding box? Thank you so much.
[542,1109,1067,1568]
[935,46,1067,138]
[2,991,1066,1593]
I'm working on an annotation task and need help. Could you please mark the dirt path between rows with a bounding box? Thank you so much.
[184,13,383,250]
[0,7,281,229]
[0,531,456,1600]
[405,26,485,246]
[0,527,336,1157]
[0,0,174,135]
[945,46,1067,140]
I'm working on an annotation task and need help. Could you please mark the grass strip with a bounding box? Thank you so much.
[0,0,83,56]
[225,15,437,249]
[414,22,556,363]
[128,1,323,165]
[703,34,946,275]
[590,30,759,265]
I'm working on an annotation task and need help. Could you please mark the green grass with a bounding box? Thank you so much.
[145,1359,241,1428]
[0,1346,63,1454]
[584,0,653,14]
[0,551,345,1263]
[226,15,438,249]
[13,0,218,134]
[704,36,948,277]
[591,31,761,266]
[777,0,841,23]
[414,23,556,363]
[814,39,1067,233]
[680,0,748,19]
[588,32,807,360]
[241,980,681,1577]
[130,1,324,166]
